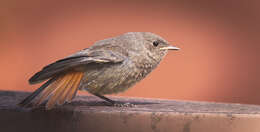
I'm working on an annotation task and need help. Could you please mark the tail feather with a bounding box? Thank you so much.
[18,78,56,107]
[34,77,61,106]
[18,71,84,109]
[57,73,77,105]
[46,74,74,109]
[66,73,83,102]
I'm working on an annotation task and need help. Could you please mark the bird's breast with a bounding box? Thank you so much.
[78,59,153,95]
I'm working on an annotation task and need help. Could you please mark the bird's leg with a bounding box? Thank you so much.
[93,93,135,107]
[93,93,116,104]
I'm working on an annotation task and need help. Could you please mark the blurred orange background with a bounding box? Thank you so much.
[1,0,259,104]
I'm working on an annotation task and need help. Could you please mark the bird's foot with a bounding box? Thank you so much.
[113,102,136,107]
[93,94,136,107]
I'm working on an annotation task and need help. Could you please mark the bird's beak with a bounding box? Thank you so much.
[160,45,180,50]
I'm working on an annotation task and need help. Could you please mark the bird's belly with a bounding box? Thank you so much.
[78,61,141,95]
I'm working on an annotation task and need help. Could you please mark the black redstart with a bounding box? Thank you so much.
[19,32,179,109]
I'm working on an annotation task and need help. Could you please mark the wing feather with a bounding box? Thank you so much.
[29,50,125,84]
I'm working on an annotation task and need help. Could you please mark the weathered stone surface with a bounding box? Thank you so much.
[1,90,260,132]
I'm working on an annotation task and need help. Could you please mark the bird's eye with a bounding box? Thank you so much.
[153,41,159,47]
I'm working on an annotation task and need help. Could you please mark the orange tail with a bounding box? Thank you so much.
[19,71,83,110]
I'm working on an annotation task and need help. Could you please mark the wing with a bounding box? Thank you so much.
[29,50,125,84]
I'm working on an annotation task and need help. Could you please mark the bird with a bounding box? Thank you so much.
[18,32,179,109]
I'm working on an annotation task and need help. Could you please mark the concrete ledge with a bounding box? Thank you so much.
[1,90,260,132]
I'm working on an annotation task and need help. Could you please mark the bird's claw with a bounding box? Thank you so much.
[113,102,136,107]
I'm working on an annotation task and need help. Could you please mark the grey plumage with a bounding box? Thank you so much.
[19,32,179,109]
